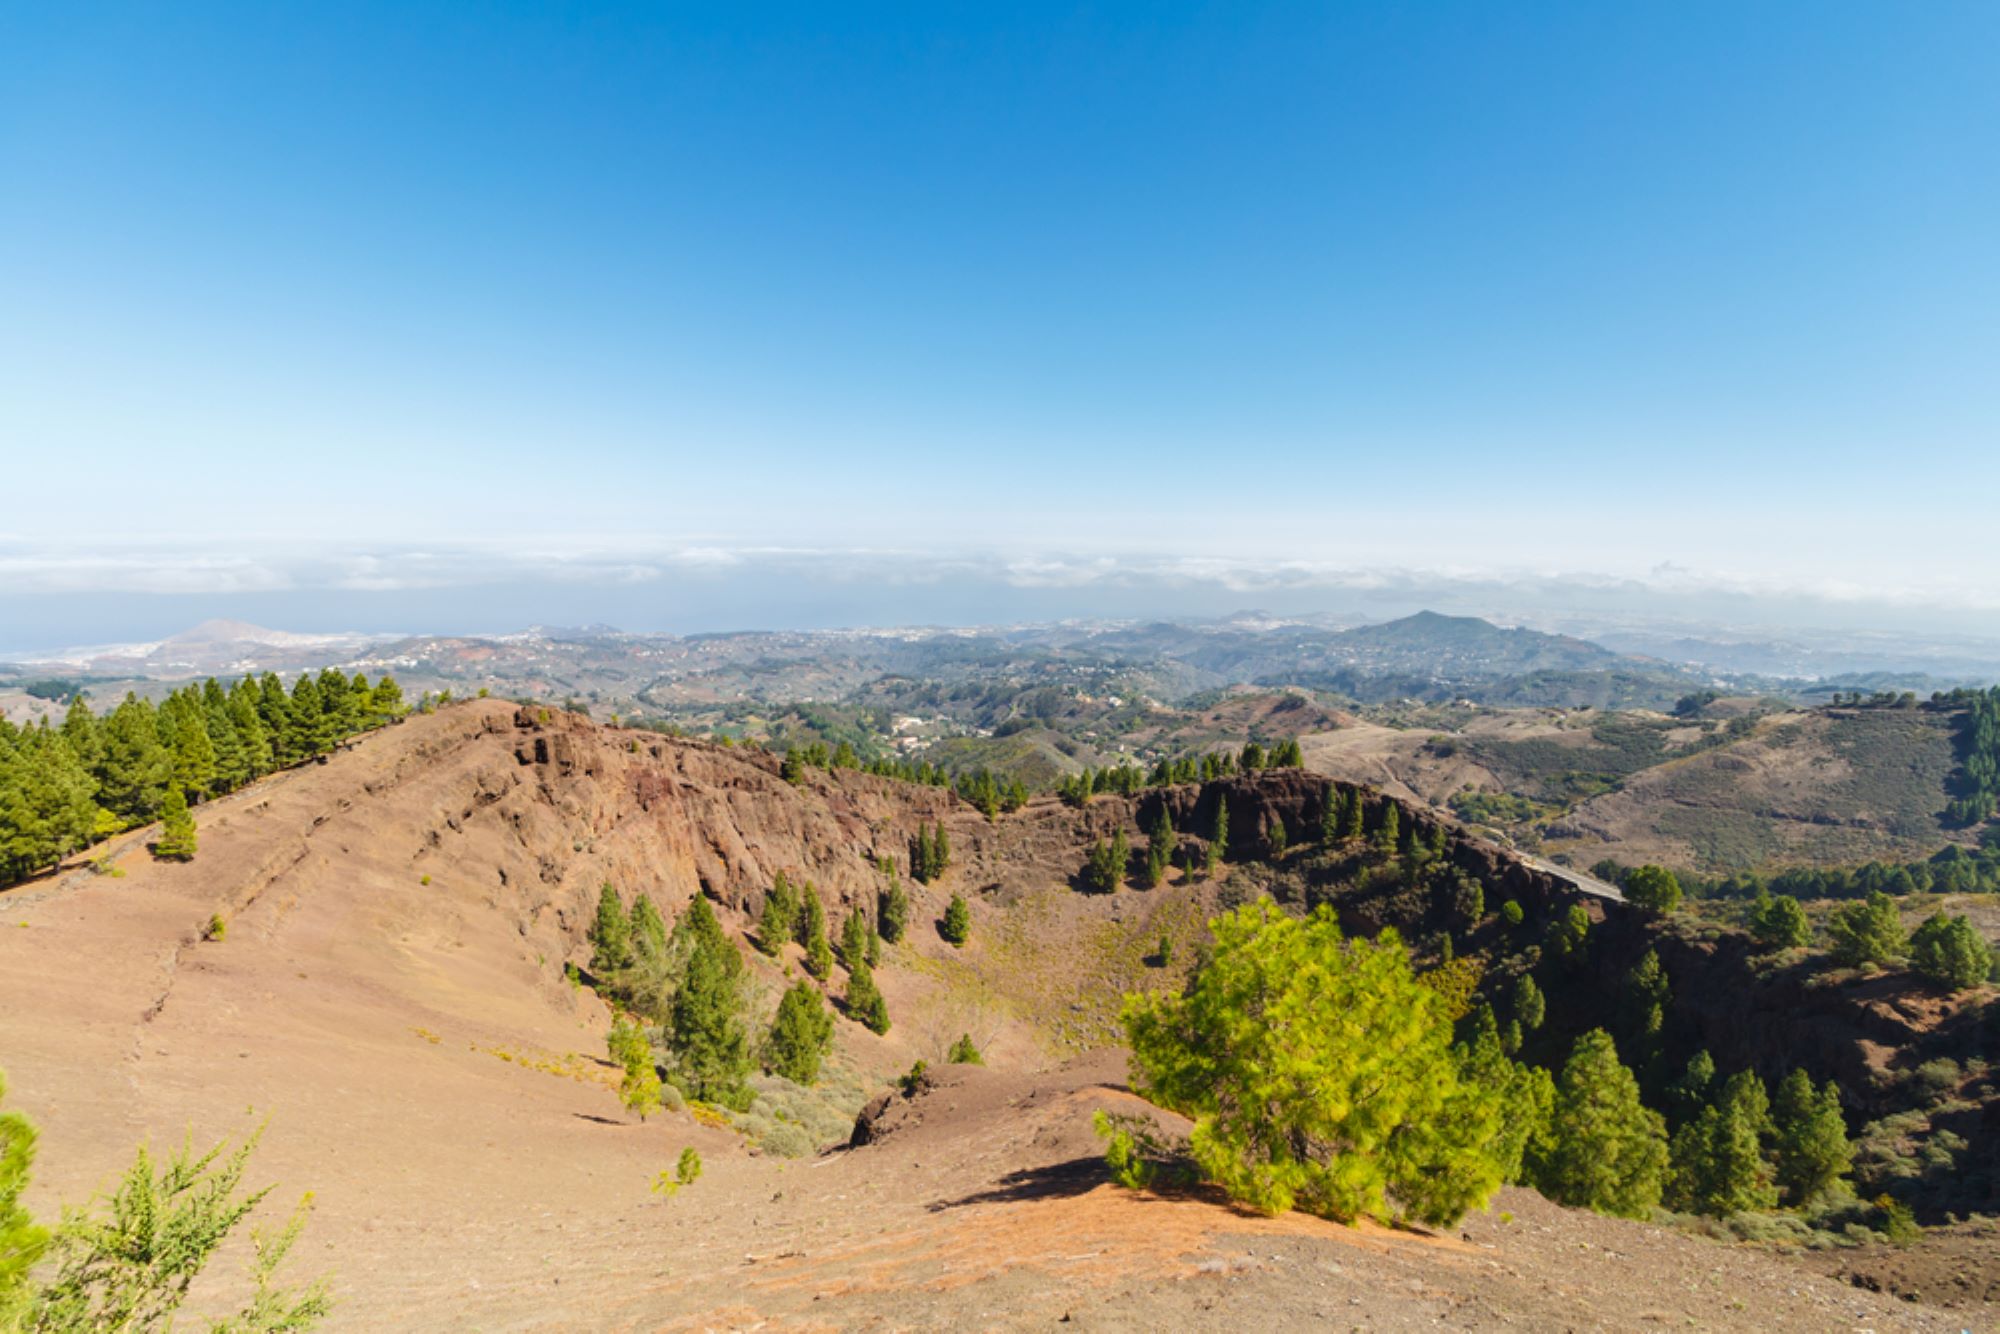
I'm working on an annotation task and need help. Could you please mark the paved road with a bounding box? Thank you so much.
[1513,850,1626,903]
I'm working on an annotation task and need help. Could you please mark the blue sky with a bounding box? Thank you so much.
[2,3,1997,642]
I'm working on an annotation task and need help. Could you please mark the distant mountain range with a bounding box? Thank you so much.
[3,611,1992,717]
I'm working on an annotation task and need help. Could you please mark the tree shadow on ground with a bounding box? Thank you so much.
[571,1112,626,1127]
[926,1156,1106,1212]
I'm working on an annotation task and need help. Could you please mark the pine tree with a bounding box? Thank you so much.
[933,823,951,876]
[609,1018,663,1121]
[1145,808,1173,887]
[1547,903,1591,964]
[1623,949,1670,1048]
[667,897,751,1105]
[1122,901,1510,1227]
[163,693,218,799]
[756,880,794,957]
[947,1033,983,1065]
[910,824,934,883]
[941,893,970,946]
[0,1065,49,1324]
[0,729,97,880]
[368,674,406,724]
[629,893,669,966]
[1205,795,1229,876]
[287,675,330,759]
[95,695,172,823]
[590,883,632,973]
[1772,1069,1851,1205]
[1668,1070,1776,1217]
[1749,890,1811,950]
[1827,891,1907,968]
[840,905,871,970]
[878,875,909,944]
[1624,865,1683,915]
[845,957,890,1034]
[799,889,833,979]
[1670,1050,1716,1122]
[764,981,834,1084]
[203,694,248,793]
[1340,789,1364,841]
[60,696,101,773]
[153,787,198,862]
[1512,974,1545,1032]
[1910,911,1993,990]
[1532,1029,1669,1218]
[1374,801,1400,853]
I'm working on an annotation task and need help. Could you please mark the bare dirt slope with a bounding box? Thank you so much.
[0,701,1984,1329]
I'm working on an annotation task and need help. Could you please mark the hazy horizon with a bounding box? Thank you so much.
[6,4,1996,652]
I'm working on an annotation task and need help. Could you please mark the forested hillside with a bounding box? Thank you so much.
[0,670,405,882]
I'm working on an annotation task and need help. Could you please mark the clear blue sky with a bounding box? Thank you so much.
[2,3,1997,638]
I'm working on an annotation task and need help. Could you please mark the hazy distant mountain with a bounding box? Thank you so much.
[12,619,396,678]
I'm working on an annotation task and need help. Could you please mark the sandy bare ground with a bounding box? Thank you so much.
[0,705,1984,1330]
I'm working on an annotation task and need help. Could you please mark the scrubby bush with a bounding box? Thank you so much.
[1500,899,1524,928]
[1121,899,1512,1227]
[946,1033,983,1065]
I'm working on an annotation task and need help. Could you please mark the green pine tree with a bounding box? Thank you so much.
[1827,891,1907,968]
[667,897,751,1106]
[946,1033,984,1065]
[1910,911,1992,990]
[840,905,871,970]
[1749,890,1811,950]
[153,787,198,862]
[1531,1029,1669,1219]
[94,695,172,823]
[845,957,890,1034]
[756,879,795,957]
[1340,789,1364,841]
[941,893,970,946]
[1772,1069,1851,1206]
[630,893,670,966]
[799,889,833,979]
[1624,865,1683,915]
[878,874,909,944]
[0,1065,49,1325]
[1512,974,1545,1032]
[590,883,632,973]
[764,981,834,1084]
[1121,900,1510,1227]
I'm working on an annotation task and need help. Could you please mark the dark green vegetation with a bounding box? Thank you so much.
[588,875,894,1120]
[1120,901,1515,1227]
[1942,686,2000,828]
[0,1065,327,1330]
[1088,765,1996,1238]
[0,672,405,883]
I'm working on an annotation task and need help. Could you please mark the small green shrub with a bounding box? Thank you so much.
[202,914,226,942]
